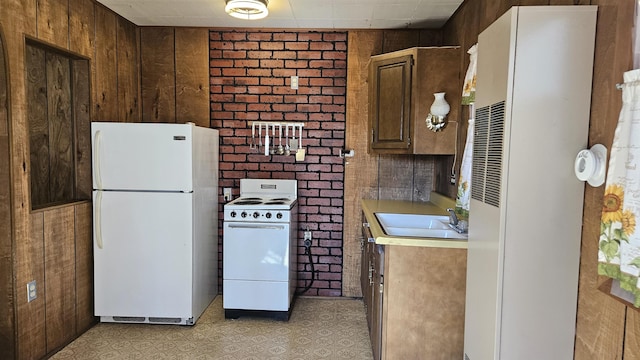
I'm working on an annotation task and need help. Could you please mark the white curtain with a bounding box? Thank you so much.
[598,68,640,306]
[456,44,478,218]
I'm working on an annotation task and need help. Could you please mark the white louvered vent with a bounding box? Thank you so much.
[471,106,489,202]
[471,101,505,207]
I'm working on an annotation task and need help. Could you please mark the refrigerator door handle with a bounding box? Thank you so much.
[95,191,103,249]
[94,130,103,190]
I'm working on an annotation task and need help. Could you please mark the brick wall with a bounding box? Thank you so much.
[210,30,348,296]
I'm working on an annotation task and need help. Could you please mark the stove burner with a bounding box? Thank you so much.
[265,201,286,205]
[241,197,262,201]
[270,198,290,201]
[233,200,262,205]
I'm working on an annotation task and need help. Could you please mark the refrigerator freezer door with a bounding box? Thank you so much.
[92,122,193,191]
[93,190,193,319]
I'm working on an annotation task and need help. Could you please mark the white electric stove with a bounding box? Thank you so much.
[222,179,298,320]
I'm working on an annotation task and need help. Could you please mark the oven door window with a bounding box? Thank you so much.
[223,222,291,281]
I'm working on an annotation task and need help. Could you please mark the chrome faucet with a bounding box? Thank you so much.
[446,208,459,226]
[447,208,468,234]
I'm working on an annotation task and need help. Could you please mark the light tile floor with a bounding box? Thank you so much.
[51,296,373,360]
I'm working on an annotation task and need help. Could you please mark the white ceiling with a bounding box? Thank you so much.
[95,0,463,29]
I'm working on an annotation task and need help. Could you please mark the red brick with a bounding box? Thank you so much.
[234,42,259,50]
[274,32,298,41]
[209,59,233,67]
[272,68,298,77]
[323,33,347,41]
[247,68,272,77]
[322,69,347,77]
[272,51,297,59]
[298,33,323,41]
[222,50,247,59]
[261,42,284,50]
[247,32,272,41]
[260,59,284,68]
[298,51,322,59]
[209,32,221,41]
[284,60,309,68]
[222,85,247,94]
[222,68,246,77]
[284,113,308,121]
[309,60,334,69]
[209,41,234,50]
[261,77,285,86]
[247,50,273,59]
[234,59,260,68]
[234,94,259,103]
[297,104,321,113]
[324,51,347,60]
[247,86,272,94]
[310,42,334,51]
[285,42,310,51]
[297,69,321,77]
[222,32,247,41]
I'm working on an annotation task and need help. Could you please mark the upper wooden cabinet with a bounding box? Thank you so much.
[368,47,461,154]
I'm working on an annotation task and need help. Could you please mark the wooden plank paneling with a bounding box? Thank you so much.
[73,59,91,200]
[175,28,210,127]
[116,17,139,122]
[141,27,176,123]
[17,213,47,360]
[36,0,69,49]
[44,206,76,352]
[69,0,95,58]
[343,30,384,297]
[378,155,414,200]
[382,31,420,53]
[46,52,74,204]
[26,45,50,208]
[94,5,118,121]
[575,0,635,359]
[0,25,15,360]
[74,202,94,333]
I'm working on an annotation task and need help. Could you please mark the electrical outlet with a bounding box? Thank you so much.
[304,231,312,241]
[223,188,232,202]
[27,280,36,302]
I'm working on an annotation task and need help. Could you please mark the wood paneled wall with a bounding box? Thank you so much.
[0,23,15,360]
[0,0,140,358]
[442,0,635,358]
[342,30,443,297]
[140,27,210,127]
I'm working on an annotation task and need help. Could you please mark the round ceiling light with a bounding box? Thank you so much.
[225,0,269,20]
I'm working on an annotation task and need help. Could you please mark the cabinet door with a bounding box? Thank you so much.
[360,219,373,325]
[369,55,412,153]
[371,245,385,360]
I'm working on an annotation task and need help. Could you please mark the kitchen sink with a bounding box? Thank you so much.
[374,212,467,240]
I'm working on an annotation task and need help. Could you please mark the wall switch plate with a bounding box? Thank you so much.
[291,75,299,90]
[223,188,232,202]
[27,280,36,302]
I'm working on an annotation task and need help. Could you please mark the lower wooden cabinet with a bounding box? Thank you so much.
[361,219,467,359]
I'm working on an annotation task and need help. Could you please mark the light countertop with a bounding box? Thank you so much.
[361,193,468,249]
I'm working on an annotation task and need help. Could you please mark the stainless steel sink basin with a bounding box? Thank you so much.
[374,212,467,240]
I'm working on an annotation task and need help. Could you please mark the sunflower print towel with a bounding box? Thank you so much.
[598,69,640,306]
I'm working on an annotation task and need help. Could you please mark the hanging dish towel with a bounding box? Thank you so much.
[598,68,640,306]
[456,44,478,218]
[461,44,477,105]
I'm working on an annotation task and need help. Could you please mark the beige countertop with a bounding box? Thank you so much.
[361,192,468,249]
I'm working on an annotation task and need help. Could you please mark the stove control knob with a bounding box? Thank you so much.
[276,212,283,219]
[241,211,247,218]
[253,212,260,219]
[230,211,237,218]
[265,212,272,219]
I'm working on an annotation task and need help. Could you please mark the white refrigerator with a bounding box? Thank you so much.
[91,122,219,325]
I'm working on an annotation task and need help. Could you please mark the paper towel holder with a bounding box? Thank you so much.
[574,144,607,187]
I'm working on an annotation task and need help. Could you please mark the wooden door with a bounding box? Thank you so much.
[369,54,412,153]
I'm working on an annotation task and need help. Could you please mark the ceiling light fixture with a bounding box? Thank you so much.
[225,0,269,20]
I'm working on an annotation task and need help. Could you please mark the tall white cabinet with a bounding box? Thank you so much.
[464,6,597,360]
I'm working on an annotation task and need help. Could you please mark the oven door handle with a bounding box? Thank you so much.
[227,224,286,230]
